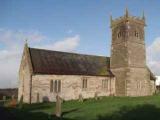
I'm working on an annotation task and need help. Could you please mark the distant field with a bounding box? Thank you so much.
[2,95,160,120]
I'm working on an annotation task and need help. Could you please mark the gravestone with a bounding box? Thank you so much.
[94,92,98,100]
[2,96,6,107]
[10,96,17,107]
[55,95,62,118]
[37,93,40,103]
[3,96,6,101]
[11,95,15,100]
[18,95,23,109]
[78,94,83,102]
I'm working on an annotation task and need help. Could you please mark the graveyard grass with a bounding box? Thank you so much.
[4,95,160,120]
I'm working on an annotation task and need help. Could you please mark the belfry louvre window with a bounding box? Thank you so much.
[82,78,87,89]
[118,32,121,38]
[54,80,61,93]
[135,31,139,37]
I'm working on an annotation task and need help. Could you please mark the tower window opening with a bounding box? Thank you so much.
[122,32,125,37]
[118,32,121,38]
[135,31,139,38]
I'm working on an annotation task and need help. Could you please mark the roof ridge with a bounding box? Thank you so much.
[29,47,110,58]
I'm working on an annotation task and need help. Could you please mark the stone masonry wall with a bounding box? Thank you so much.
[111,68,127,96]
[31,75,115,103]
[126,67,152,96]
[18,46,32,103]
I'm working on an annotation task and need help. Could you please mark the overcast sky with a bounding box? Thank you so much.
[0,0,160,88]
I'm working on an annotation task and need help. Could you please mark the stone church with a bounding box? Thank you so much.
[18,9,156,103]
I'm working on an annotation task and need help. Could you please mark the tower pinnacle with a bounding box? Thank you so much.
[142,10,145,20]
[125,7,129,17]
[110,14,112,23]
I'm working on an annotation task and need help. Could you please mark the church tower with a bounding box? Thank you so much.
[110,9,152,96]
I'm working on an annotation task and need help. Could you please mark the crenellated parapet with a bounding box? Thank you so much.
[110,8,146,28]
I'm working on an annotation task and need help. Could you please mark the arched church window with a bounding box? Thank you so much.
[82,78,87,90]
[54,80,57,92]
[58,80,61,92]
[53,80,61,93]
[50,80,53,92]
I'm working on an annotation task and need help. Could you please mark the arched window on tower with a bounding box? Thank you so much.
[135,31,139,38]
[118,32,121,38]
[126,31,129,37]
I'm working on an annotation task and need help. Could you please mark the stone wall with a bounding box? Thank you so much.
[126,67,152,96]
[110,13,156,96]
[18,45,32,103]
[30,75,115,103]
[111,68,127,96]
[150,80,156,94]
[18,61,31,103]
[112,67,155,96]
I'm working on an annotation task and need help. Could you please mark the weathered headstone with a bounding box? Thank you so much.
[94,92,98,100]
[11,95,15,100]
[37,93,40,103]
[9,97,17,108]
[55,95,62,118]
[78,94,83,102]
[3,96,6,101]
[2,96,6,107]
[18,95,23,109]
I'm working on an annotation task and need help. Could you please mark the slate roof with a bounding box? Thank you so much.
[29,48,113,77]
[147,67,156,80]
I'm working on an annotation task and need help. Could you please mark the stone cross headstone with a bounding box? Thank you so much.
[55,95,62,118]
[78,94,83,102]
